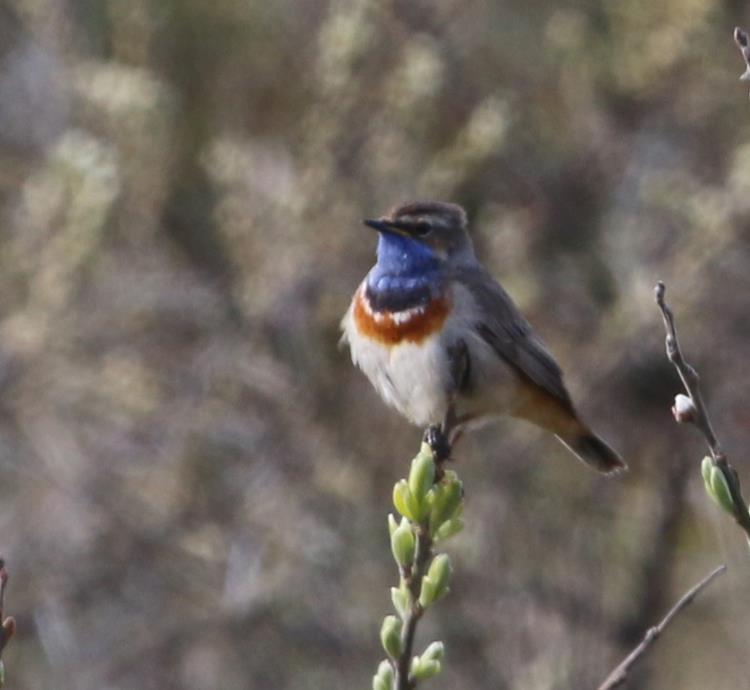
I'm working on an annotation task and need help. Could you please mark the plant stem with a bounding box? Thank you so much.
[655,282,750,538]
[396,526,433,690]
[598,564,725,690]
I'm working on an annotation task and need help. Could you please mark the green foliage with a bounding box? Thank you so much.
[409,447,436,505]
[391,517,416,568]
[421,641,445,663]
[421,553,453,607]
[380,615,403,658]
[702,456,743,517]
[410,656,442,681]
[390,586,408,619]
[393,480,422,523]
[428,471,463,537]
[373,660,394,690]
[375,444,464,687]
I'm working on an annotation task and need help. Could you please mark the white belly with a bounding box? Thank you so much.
[347,328,451,426]
[342,283,521,427]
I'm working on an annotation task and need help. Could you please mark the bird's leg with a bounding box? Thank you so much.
[447,411,478,447]
[424,421,452,467]
[425,340,470,474]
[423,403,457,483]
[448,425,464,448]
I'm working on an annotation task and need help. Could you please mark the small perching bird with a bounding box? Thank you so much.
[341,201,625,473]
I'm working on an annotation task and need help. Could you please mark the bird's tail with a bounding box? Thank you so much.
[556,431,626,475]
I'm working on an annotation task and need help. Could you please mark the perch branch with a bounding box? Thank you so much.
[597,564,726,690]
[0,559,14,656]
[655,282,721,457]
[0,558,16,687]
[734,27,750,83]
[396,526,433,690]
[374,434,461,690]
[655,282,750,538]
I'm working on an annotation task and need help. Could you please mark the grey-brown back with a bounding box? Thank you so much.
[449,263,574,412]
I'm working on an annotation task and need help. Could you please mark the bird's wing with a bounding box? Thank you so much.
[452,264,574,411]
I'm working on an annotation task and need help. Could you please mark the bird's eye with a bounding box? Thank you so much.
[413,221,432,236]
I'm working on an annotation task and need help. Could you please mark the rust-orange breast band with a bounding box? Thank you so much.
[353,288,451,346]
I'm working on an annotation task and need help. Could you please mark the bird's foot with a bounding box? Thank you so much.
[423,424,452,465]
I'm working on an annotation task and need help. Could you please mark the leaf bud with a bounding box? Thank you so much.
[429,476,463,533]
[393,480,418,522]
[434,517,464,542]
[701,456,712,489]
[422,641,445,662]
[373,660,393,690]
[391,518,416,568]
[709,465,735,515]
[410,657,442,681]
[409,450,436,504]
[390,586,408,619]
[380,615,402,659]
[672,394,697,423]
[419,576,438,608]
[428,553,452,590]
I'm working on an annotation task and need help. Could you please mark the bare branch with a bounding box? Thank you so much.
[0,559,14,657]
[734,27,750,82]
[598,564,726,690]
[654,282,750,539]
[654,282,721,458]
[0,557,16,688]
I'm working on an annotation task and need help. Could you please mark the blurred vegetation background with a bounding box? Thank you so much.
[1,0,750,688]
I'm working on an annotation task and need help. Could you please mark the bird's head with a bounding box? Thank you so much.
[364,201,474,267]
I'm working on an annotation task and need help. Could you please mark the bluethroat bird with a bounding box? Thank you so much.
[341,201,625,473]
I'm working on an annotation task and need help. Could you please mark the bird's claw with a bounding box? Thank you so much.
[424,424,452,463]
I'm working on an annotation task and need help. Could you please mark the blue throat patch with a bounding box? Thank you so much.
[365,233,442,312]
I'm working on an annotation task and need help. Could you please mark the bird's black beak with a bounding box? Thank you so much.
[363,218,392,233]
[363,218,409,235]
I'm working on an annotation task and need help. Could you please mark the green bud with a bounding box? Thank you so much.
[429,476,463,533]
[409,450,435,503]
[426,553,453,601]
[393,480,419,521]
[701,456,713,488]
[0,659,4,688]
[388,513,398,537]
[419,576,438,608]
[380,615,402,658]
[710,465,735,515]
[422,641,445,662]
[391,586,408,619]
[434,517,464,542]
[391,518,416,568]
[377,659,393,679]
[373,660,393,690]
[410,656,442,681]
[426,483,444,521]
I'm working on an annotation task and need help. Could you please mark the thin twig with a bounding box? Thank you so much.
[734,27,750,83]
[0,557,15,678]
[655,282,750,538]
[597,564,726,690]
[654,282,721,457]
[395,527,433,690]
